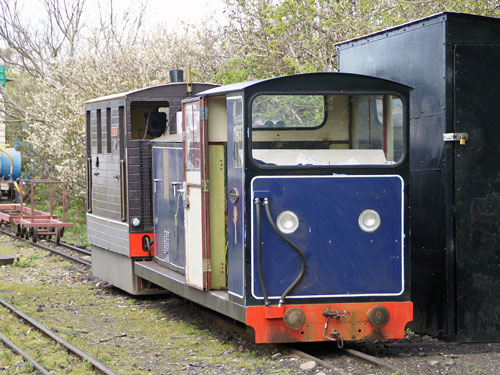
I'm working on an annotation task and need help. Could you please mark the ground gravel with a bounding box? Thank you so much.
[0,235,498,374]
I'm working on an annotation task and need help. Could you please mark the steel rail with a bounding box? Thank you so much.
[288,348,350,375]
[0,331,50,375]
[289,346,408,375]
[34,241,91,267]
[51,240,91,256]
[344,347,405,373]
[0,229,91,267]
[0,296,117,375]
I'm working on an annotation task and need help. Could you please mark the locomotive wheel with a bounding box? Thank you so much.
[31,228,38,243]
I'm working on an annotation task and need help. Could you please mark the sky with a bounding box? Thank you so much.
[115,0,227,29]
[16,0,228,31]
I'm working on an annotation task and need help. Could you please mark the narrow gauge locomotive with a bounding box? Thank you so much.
[86,72,413,343]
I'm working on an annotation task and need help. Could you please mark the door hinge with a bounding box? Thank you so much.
[443,133,468,145]
[202,258,212,272]
[201,179,209,192]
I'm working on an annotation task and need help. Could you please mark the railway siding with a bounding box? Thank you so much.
[0,235,299,374]
[1,234,498,374]
[0,300,96,374]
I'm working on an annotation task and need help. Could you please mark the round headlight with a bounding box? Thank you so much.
[358,209,381,233]
[131,217,141,228]
[276,210,299,234]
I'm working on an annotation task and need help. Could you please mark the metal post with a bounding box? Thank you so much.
[20,180,24,220]
[30,181,34,223]
[62,182,66,223]
[50,183,54,219]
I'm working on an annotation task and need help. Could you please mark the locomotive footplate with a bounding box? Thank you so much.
[246,302,413,343]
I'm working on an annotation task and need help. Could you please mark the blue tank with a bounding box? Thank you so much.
[0,148,21,180]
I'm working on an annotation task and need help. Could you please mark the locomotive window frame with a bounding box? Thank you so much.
[96,108,102,154]
[248,91,407,169]
[184,100,201,171]
[85,110,91,157]
[251,94,328,130]
[232,97,244,168]
[129,101,170,140]
[106,107,112,153]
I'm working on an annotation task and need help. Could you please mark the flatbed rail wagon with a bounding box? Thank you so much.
[0,180,72,243]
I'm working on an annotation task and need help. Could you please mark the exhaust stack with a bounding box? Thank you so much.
[169,69,184,83]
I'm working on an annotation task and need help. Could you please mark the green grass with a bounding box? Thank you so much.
[62,216,89,246]
[13,254,42,268]
[0,242,299,374]
[0,303,92,374]
[0,236,23,267]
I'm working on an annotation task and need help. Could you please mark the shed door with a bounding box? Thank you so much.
[183,98,210,290]
[453,44,500,341]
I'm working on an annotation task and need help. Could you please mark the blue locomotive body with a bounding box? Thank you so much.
[87,71,414,343]
[251,175,404,300]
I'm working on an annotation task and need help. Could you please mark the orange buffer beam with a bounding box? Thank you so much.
[129,233,155,257]
[247,301,413,343]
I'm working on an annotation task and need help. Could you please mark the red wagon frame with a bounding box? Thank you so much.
[0,180,72,243]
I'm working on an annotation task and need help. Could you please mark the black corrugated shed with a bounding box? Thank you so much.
[337,12,500,342]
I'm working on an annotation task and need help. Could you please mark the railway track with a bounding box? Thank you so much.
[0,229,406,374]
[173,296,407,375]
[287,345,408,375]
[0,228,91,267]
[54,240,91,256]
[0,295,116,374]
[0,230,104,372]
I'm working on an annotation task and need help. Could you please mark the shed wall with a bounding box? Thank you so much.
[337,13,500,341]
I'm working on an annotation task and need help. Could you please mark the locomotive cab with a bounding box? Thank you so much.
[133,72,413,343]
[85,81,217,294]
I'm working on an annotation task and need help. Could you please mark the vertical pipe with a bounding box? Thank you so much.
[87,158,92,213]
[348,97,353,149]
[50,183,54,219]
[383,96,388,156]
[30,182,34,223]
[62,182,67,223]
[20,180,24,220]
[186,65,192,97]
[120,160,126,222]
[255,199,269,306]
